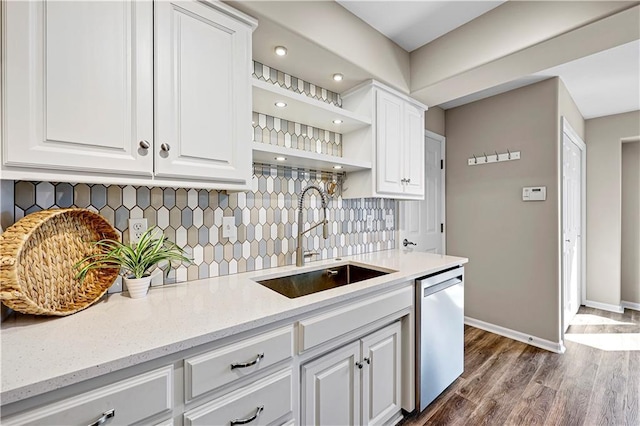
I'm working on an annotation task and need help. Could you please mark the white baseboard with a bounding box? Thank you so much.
[621,300,640,311]
[464,316,565,354]
[583,299,624,313]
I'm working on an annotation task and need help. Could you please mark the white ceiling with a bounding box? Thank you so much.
[440,40,640,119]
[534,40,640,119]
[336,0,505,52]
[338,1,639,118]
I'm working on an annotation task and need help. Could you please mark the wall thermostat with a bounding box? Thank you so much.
[522,186,546,201]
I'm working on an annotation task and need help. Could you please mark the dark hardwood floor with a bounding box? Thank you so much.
[402,306,640,426]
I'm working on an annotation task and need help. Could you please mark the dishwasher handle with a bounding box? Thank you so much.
[421,277,462,297]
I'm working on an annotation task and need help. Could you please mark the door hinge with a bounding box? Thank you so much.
[440,159,444,170]
[441,223,444,233]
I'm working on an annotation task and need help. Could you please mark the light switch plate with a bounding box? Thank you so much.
[385,214,394,229]
[222,216,237,239]
[366,214,374,231]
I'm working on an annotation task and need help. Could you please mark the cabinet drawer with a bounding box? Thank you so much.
[184,326,293,401]
[298,286,412,352]
[184,369,292,426]
[3,366,173,426]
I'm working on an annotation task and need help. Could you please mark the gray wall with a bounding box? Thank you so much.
[622,141,640,305]
[558,79,585,139]
[445,78,561,343]
[585,111,640,307]
[425,106,445,136]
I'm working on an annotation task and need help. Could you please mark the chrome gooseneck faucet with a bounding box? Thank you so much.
[296,184,329,267]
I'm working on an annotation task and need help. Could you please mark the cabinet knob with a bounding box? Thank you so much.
[364,357,371,365]
[356,361,363,369]
[138,140,150,150]
[160,143,171,152]
[406,178,411,183]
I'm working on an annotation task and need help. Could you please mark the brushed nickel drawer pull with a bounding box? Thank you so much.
[88,409,115,426]
[230,405,264,425]
[230,353,264,370]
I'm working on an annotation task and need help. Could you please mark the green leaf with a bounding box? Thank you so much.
[74,226,193,282]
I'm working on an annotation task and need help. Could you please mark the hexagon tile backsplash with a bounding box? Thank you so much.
[3,168,396,288]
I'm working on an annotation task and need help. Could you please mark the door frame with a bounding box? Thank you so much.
[560,117,586,336]
[425,130,446,254]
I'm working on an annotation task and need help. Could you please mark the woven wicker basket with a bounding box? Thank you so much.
[0,208,120,316]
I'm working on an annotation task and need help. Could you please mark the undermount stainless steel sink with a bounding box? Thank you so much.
[255,264,392,298]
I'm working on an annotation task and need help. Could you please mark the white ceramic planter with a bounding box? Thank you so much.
[124,276,151,299]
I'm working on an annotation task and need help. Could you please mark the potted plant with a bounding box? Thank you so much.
[75,227,192,299]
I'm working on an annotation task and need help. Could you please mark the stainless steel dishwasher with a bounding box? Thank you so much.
[415,266,464,411]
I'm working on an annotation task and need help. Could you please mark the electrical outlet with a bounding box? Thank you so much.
[128,218,148,243]
[385,214,394,229]
[366,214,374,231]
[222,216,237,239]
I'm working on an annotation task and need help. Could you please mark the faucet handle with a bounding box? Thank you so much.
[303,251,319,258]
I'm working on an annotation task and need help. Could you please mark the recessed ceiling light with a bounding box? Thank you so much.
[333,165,343,170]
[274,46,287,56]
[274,101,287,108]
[333,119,343,124]
[275,156,287,161]
[332,73,344,82]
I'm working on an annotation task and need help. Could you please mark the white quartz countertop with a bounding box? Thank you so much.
[0,249,467,405]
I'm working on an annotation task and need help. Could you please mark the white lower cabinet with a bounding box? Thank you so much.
[2,366,173,426]
[302,321,402,426]
[361,322,402,426]
[302,341,362,426]
[184,369,292,426]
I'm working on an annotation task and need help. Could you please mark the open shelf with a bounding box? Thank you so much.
[252,142,371,173]
[252,79,371,133]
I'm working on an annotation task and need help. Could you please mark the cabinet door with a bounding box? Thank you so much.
[155,1,252,183]
[375,90,405,195]
[2,0,153,175]
[302,341,361,426]
[403,104,425,197]
[361,322,402,426]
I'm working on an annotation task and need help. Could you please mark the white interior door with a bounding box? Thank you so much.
[400,132,444,253]
[562,120,585,332]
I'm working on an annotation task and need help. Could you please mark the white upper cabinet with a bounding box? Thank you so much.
[402,102,425,197]
[376,90,405,195]
[1,0,256,189]
[2,0,153,175]
[341,81,427,200]
[155,1,252,183]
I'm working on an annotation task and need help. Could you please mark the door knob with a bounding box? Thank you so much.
[160,143,171,152]
[403,239,416,247]
[138,140,150,149]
